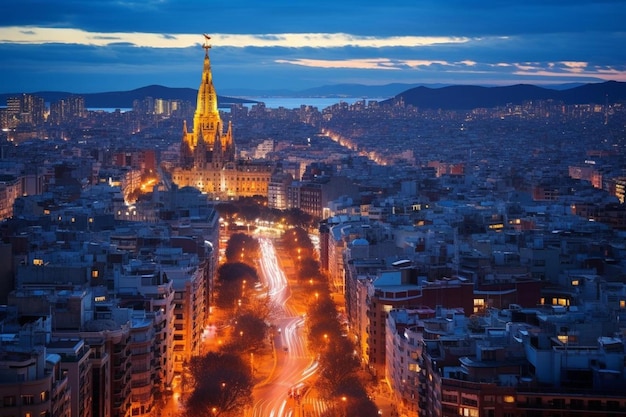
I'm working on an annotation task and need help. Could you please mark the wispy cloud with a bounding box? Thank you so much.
[512,61,626,81]
[0,27,473,49]
[275,58,486,71]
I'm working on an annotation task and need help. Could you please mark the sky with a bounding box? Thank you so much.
[1,0,625,94]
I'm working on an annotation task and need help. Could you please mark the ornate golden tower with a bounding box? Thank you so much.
[173,35,272,199]
[181,35,233,166]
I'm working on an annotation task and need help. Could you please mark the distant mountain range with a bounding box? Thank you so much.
[384,81,626,110]
[1,81,624,110]
[0,85,254,109]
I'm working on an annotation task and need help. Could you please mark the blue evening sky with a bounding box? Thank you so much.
[0,0,625,93]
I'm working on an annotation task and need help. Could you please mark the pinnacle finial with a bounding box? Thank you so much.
[202,34,211,54]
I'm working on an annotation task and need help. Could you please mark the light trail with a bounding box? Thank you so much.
[253,237,320,417]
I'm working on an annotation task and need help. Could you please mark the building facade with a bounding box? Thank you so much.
[171,39,273,199]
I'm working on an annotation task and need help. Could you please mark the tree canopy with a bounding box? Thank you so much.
[184,351,253,417]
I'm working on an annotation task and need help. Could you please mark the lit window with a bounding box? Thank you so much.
[620,300,625,309]
[459,407,479,417]
[552,298,569,306]
[92,270,99,278]
[571,280,579,286]
[503,395,515,403]
[33,259,44,266]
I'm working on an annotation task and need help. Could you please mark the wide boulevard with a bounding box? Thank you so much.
[250,237,326,417]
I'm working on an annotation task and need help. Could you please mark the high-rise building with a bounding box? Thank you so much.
[49,96,86,125]
[171,37,273,199]
[3,94,45,127]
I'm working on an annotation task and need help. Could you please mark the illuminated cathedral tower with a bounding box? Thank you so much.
[172,36,273,199]
[180,36,235,168]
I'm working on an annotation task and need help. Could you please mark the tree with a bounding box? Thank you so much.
[284,208,314,228]
[306,296,343,352]
[215,262,259,309]
[225,233,260,264]
[316,336,360,398]
[215,202,239,221]
[184,352,253,417]
[297,257,321,281]
[225,312,268,353]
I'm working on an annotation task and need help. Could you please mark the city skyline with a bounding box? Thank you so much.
[1,0,625,94]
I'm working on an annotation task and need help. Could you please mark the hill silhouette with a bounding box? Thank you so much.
[385,81,626,110]
[0,85,254,108]
[2,82,624,110]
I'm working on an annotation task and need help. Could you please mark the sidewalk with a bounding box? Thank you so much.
[372,382,401,417]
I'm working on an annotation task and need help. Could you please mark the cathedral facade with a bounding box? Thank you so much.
[171,39,273,199]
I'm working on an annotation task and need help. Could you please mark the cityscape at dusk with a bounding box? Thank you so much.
[1,2,626,417]
[1,1,626,93]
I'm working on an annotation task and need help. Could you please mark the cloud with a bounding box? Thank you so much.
[0,27,472,49]
[276,58,400,70]
[512,61,626,81]
[275,58,487,72]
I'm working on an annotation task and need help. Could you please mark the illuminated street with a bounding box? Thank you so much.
[251,238,326,417]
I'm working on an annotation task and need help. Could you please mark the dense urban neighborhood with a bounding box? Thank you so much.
[0,43,626,417]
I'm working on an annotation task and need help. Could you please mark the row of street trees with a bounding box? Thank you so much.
[216,199,316,230]
[283,227,380,416]
[183,232,273,416]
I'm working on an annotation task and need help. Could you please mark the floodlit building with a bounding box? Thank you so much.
[171,39,273,199]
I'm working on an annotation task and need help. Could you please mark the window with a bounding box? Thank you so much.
[459,407,479,417]
[442,391,458,403]
[502,395,515,404]
[3,395,16,406]
[21,395,34,405]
